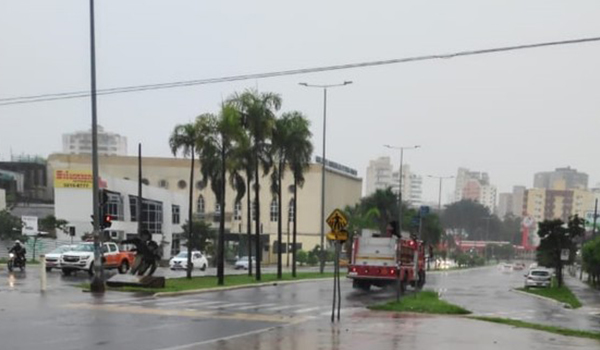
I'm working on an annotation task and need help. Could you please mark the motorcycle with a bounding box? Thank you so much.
[7,252,26,272]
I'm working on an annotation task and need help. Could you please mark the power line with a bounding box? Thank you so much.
[2,35,600,107]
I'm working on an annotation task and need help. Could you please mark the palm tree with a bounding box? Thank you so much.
[229,89,281,281]
[283,112,313,277]
[169,122,200,279]
[196,104,246,285]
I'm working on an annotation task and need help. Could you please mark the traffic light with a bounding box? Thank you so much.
[102,214,113,229]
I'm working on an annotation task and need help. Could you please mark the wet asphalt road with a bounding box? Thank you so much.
[1,263,599,349]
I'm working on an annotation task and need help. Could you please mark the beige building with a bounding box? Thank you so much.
[523,187,595,223]
[47,153,362,262]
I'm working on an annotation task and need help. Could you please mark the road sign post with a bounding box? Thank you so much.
[326,209,348,323]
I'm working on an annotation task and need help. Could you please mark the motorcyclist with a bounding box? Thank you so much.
[9,240,26,265]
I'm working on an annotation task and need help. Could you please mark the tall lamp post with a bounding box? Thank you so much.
[89,0,104,293]
[427,175,455,212]
[384,145,420,236]
[299,81,352,274]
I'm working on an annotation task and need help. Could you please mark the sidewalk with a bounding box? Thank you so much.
[564,274,600,313]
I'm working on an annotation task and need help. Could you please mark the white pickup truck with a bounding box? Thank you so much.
[60,242,135,276]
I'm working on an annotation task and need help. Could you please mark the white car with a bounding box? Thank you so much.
[170,251,208,271]
[235,256,256,270]
[44,245,76,271]
[524,269,552,289]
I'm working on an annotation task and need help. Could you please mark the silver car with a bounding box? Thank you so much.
[235,256,256,270]
[524,269,552,288]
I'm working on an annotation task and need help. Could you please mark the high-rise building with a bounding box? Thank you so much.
[523,188,594,223]
[512,185,526,217]
[365,157,422,206]
[533,167,588,190]
[453,167,496,212]
[365,157,393,196]
[62,125,128,156]
[497,193,513,218]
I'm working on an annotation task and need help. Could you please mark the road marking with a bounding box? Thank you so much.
[293,306,321,314]
[155,299,220,307]
[262,304,300,312]
[235,303,277,310]
[206,302,253,309]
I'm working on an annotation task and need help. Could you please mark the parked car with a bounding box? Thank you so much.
[44,245,76,272]
[235,256,256,270]
[169,251,208,271]
[60,242,135,276]
[513,262,525,271]
[524,269,552,289]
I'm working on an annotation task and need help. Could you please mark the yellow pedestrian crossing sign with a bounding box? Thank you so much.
[326,209,348,241]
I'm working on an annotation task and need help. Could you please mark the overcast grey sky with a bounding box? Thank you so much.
[2,1,600,204]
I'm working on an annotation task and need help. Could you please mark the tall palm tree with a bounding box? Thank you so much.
[169,122,200,279]
[229,89,281,281]
[196,104,245,286]
[283,112,313,277]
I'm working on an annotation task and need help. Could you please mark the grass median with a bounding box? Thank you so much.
[79,271,335,293]
[516,283,582,309]
[471,316,600,341]
[369,290,471,315]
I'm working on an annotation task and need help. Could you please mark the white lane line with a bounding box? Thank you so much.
[206,302,254,309]
[293,306,321,314]
[155,300,219,307]
[235,303,277,310]
[262,304,299,312]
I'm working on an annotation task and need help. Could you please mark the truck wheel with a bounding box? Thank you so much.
[118,260,129,274]
[46,267,52,272]
[88,263,95,276]
[62,269,72,276]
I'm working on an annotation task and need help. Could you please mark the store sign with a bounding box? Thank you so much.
[54,170,105,189]
[21,216,38,236]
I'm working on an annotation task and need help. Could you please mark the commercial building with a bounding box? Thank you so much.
[534,167,588,191]
[453,167,497,212]
[48,153,362,261]
[54,173,187,258]
[523,188,594,223]
[365,156,423,206]
[62,125,128,156]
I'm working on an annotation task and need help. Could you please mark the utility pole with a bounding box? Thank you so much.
[88,0,104,294]
[427,175,455,212]
[299,81,353,274]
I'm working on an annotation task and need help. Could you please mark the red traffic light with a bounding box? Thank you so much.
[102,214,113,228]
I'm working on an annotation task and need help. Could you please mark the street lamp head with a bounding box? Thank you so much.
[343,81,353,85]
[414,145,421,149]
[298,82,308,87]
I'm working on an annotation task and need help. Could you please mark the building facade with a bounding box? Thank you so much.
[365,156,393,196]
[453,167,497,212]
[54,175,187,258]
[523,188,594,223]
[0,156,52,204]
[533,167,588,191]
[48,153,362,262]
[62,126,128,156]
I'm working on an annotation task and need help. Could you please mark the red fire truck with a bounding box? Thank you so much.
[347,235,426,291]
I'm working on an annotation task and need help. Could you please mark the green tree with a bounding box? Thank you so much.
[270,111,313,278]
[442,200,501,240]
[582,236,600,287]
[169,121,200,279]
[296,250,308,266]
[536,216,584,287]
[0,210,23,241]
[229,89,282,281]
[39,215,68,238]
[196,104,246,286]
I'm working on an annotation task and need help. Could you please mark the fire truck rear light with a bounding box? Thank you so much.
[351,267,357,272]
[390,269,396,275]
[364,269,369,274]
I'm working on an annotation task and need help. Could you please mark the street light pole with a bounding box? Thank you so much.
[384,145,420,235]
[427,175,455,212]
[299,81,352,274]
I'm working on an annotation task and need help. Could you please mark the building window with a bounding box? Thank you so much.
[177,180,187,189]
[129,196,163,233]
[288,198,295,223]
[172,205,180,224]
[104,192,124,220]
[197,195,205,214]
[171,233,180,257]
[234,202,242,221]
[270,199,278,222]
[158,180,169,189]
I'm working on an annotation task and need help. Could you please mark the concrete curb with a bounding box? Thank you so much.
[153,277,334,298]
[510,288,570,308]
